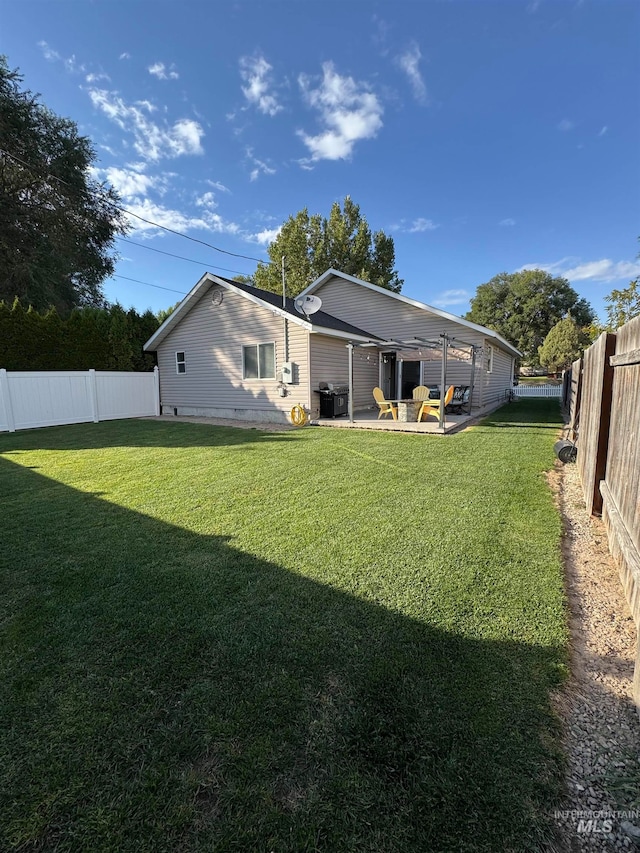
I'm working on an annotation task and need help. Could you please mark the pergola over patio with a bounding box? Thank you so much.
[346,333,484,429]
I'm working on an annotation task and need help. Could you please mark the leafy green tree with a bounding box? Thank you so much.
[465,269,594,366]
[0,56,128,314]
[156,302,181,325]
[538,315,590,374]
[252,197,403,296]
[604,279,640,330]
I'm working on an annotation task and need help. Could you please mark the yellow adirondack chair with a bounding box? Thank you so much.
[417,384,455,422]
[412,385,431,401]
[373,387,397,420]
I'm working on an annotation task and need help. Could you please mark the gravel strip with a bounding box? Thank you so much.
[551,461,640,851]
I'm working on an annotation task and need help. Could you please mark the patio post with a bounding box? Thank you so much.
[469,346,477,414]
[347,343,354,422]
[439,334,447,430]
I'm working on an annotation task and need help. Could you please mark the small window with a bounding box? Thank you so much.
[486,345,494,374]
[176,351,186,374]
[243,343,275,379]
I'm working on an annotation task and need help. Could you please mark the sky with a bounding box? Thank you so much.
[2,0,639,322]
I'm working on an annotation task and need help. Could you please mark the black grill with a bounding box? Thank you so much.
[315,382,349,418]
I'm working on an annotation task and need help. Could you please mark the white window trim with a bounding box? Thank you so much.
[175,351,186,374]
[242,342,276,380]
[486,344,494,374]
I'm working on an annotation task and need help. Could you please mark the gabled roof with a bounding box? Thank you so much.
[143,272,382,352]
[300,269,521,358]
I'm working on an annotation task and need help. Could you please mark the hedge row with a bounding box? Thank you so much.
[0,299,160,371]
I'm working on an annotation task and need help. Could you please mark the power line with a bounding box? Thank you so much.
[118,237,248,277]
[111,274,188,295]
[0,147,266,265]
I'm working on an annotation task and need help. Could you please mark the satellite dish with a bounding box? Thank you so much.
[294,294,322,316]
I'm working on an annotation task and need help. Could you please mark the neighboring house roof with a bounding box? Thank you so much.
[300,269,522,358]
[143,272,381,352]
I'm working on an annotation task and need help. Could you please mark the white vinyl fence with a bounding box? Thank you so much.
[513,384,562,398]
[0,368,160,432]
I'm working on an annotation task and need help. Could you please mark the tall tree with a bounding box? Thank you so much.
[465,269,594,365]
[538,315,590,374]
[252,197,403,296]
[0,56,128,314]
[604,279,640,330]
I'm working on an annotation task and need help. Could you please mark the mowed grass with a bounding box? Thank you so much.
[0,400,567,852]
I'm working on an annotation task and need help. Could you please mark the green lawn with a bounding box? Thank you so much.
[0,400,568,852]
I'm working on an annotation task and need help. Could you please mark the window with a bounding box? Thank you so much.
[243,343,275,379]
[176,351,186,374]
[486,345,494,374]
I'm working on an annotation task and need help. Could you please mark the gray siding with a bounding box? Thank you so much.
[156,284,310,419]
[481,344,514,407]
[309,334,379,416]
[315,276,514,407]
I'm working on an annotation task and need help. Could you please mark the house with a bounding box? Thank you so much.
[143,269,520,424]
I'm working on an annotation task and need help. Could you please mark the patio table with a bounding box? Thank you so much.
[390,399,422,422]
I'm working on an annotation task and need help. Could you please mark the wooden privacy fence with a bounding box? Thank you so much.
[0,368,160,432]
[569,315,640,711]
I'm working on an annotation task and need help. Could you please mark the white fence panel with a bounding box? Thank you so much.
[0,368,159,432]
[7,371,94,430]
[96,371,158,421]
[513,384,562,398]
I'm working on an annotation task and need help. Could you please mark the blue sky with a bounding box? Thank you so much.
[3,0,639,321]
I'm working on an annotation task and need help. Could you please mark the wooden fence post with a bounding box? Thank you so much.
[567,357,582,441]
[597,314,640,716]
[576,332,616,515]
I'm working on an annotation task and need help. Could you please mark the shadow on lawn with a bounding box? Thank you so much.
[0,456,566,853]
[0,417,297,453]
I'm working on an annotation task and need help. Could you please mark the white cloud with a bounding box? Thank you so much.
[518,258,640,283]
[206,179,230,193]
[86,72,111,83]
[432,289,471,307]
[499,218,516,226]
[408,218,439,233]
[563,259,640,282]
[148,62,179,81]
[99,167,157,199]
[124,198,240,238]
[297,62,383,162]
[38,41,85,74]
[246,148,276,181]
[88,88,204,161]
[239,55,282,116]
[196,191,217,209]
[557,119,574,132]
[396,42,428,105]
[119,52,130,60]
[250,226,281,245]
[598,126,608,137]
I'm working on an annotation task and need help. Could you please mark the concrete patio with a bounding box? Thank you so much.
[312,402,502,434]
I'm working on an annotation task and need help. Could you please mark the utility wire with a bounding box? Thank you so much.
[1,148,266,264]
[118,237,248,278]
[112,274,188,296]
